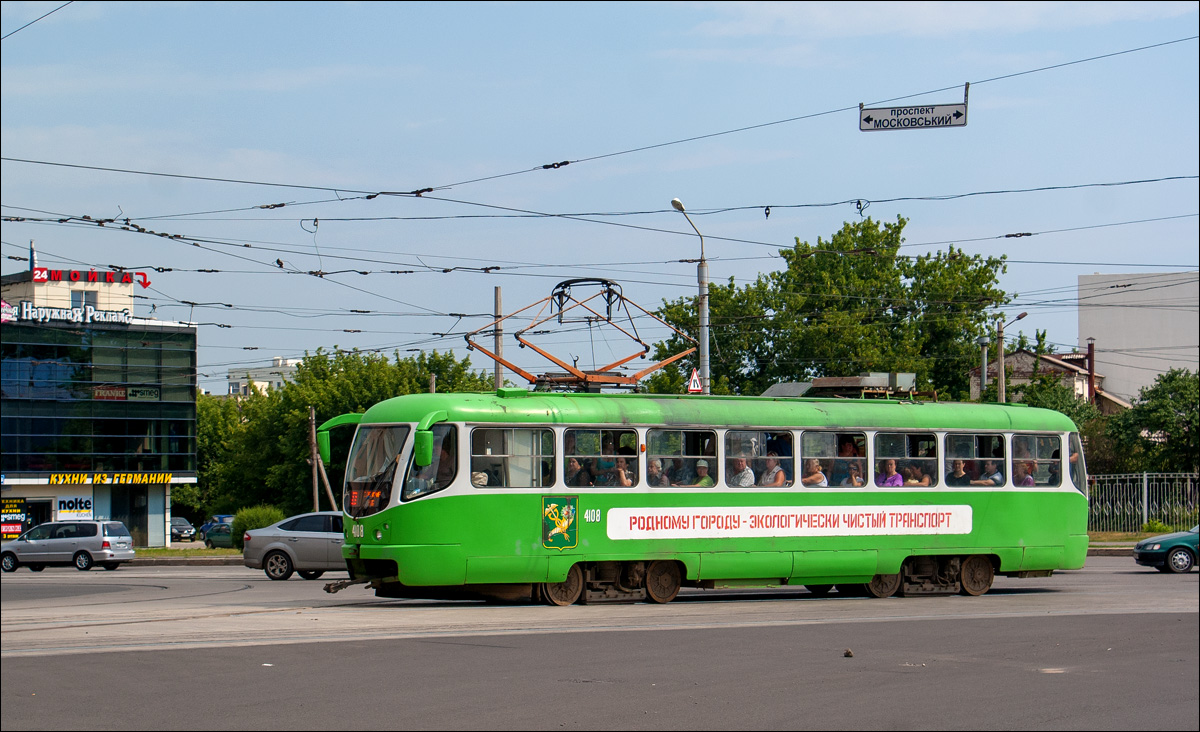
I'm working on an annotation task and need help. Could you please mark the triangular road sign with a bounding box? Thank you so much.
[687,368,703,393]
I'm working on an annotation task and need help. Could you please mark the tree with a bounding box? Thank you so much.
[648,217,1008,398]
[1006,329,1101,428]
[196,349,493,517]
[1108,369,1199,473]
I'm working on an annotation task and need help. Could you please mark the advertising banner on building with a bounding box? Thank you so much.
[57,495,94,520]
[2,497,29,539]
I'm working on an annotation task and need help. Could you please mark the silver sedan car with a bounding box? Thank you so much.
[242,511,345,580]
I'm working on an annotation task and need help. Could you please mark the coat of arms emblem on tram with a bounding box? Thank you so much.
[542,496,578,551]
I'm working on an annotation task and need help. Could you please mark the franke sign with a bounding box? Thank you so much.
[859,103,967,131]
[33,267,152,289]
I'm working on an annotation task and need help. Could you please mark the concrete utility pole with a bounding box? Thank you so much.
[976,335,991,398]
[308,406,319,512]
[494,286,503,390]
[996,312,1027,404]
[671,198,709,394]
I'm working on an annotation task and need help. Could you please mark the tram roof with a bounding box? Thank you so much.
[357,389,1079,433]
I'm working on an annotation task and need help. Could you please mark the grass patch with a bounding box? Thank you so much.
[1088,531,1153,543]
[136,547,241,557]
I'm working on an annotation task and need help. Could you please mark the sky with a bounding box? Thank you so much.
[2,1,1198,394]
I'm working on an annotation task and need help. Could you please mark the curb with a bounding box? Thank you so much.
[127,548,1136,566]
[1087,547,1134,557]
[129,557,245,566]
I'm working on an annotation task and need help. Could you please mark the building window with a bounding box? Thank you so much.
[71,290,98,309]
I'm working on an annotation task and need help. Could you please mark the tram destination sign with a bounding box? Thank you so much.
[860,103,967,132]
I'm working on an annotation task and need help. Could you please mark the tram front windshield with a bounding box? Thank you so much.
[344,425,410,518]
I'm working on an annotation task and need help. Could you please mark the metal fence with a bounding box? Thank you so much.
[1088,473,1199,532]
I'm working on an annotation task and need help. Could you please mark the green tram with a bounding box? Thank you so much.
[318,388,1089,604]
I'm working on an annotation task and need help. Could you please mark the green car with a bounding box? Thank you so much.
[1134,525,1198,573]
[204,523,235,549]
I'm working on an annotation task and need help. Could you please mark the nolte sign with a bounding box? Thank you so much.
[860,103,967,131]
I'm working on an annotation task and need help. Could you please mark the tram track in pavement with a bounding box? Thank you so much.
[2,559,1194,658]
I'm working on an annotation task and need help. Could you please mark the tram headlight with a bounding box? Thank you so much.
[374,529,383,541]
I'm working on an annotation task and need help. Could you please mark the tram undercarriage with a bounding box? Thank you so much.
[332,553,1038,604]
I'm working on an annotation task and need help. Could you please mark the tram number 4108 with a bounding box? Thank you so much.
[583,509,602,524]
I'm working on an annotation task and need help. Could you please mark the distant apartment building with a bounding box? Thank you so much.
[227,356,302,395]
[1077,272,1199,403]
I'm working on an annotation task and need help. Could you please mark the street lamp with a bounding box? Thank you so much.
[975,334,991,399]
[996,312,1027,404]
[671,197,709,395]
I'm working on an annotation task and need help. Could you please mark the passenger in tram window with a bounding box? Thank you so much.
[565,457,593,487]
[611,456,635,487]
[971,459,1004,486]
[904,462,932,487]
[691,459,715,487]
[595,434,617,476]
[766,435,795,482]
[839,459,866,487]
[875,459,903,487]
[800,458,828,487]
[758,453,788,487]
[1047,450,1062,486]
[666,457,693,486]
[828,438,859,485]
[728,456,756,487]
[1014,461,1036,487]
[434,446,456,489]
[646,458,670,487]
[945,459,971,487]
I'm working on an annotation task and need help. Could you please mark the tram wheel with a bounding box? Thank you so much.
[864,572,901,598]
[542,564,584,606]
[959,555,994,596]
[645,561,682,604]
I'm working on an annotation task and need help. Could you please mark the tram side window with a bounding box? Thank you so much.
[725,430,793,487]
[564,428,638,487]
[401,424,458,501]
[801,432,866,487]
[1012,434,1062,487]
[945,434,1006,487]
[874,433,938,487]
[1068,433,1087,495]
[648,429,717,487]
[470,427,554,488]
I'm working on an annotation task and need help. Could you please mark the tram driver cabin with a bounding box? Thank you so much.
[321,389,1089,604]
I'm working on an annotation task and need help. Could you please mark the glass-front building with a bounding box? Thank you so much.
[1,267,197,546]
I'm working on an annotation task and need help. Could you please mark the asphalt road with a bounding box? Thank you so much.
[1,558,1196,730]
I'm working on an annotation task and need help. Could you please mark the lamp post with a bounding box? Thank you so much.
[671,198,709,394]
[976,335,991,399]
[996,312,1027,404]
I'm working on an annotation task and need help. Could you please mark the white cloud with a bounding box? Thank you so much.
[689,1,1198,39]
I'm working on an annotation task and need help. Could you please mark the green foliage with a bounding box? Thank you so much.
[195,349,492,518]
[1006,338,1102,427]
[1141,519,1172,534]
[1107,369,1199,474]
[648,217,1007,398]
[231,504,286,550]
